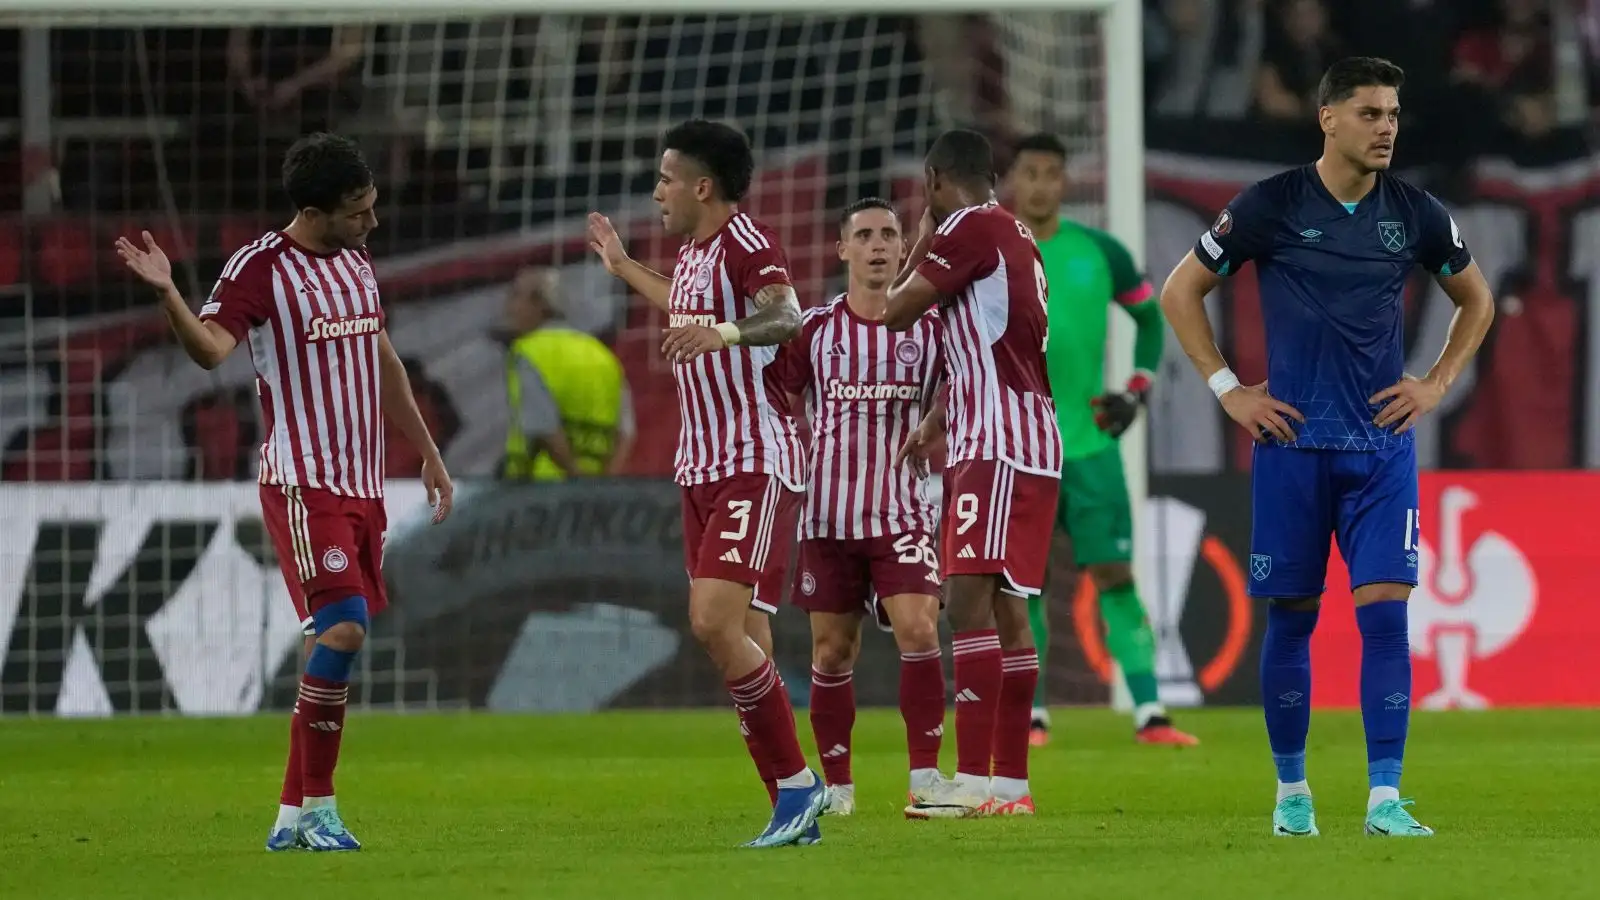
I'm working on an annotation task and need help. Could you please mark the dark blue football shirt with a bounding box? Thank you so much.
[1193,165,1473,451]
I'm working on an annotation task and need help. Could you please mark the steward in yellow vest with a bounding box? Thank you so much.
[501,268,633,480]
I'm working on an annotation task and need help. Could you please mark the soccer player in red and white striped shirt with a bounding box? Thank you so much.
[770,198,948,818]
[886,129,1064,818]
[116,133,453,852]
[586,120,825,848]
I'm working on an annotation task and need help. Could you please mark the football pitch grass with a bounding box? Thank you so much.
[3,708,1597,899]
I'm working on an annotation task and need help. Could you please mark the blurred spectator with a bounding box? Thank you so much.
[499,267,635,481]
[1145,0,1265,119]
[1254,0,1343,121]
[227,26,366,134]
[1453,0,1558,138]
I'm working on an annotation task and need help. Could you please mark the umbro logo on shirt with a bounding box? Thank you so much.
[1300,229,1323,243]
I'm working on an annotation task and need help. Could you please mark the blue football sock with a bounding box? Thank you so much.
[1357,600,1411,791]
[1261,603,1319,784]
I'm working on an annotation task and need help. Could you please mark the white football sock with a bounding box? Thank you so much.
[1134,702,1167,729]
[302,795,336,811]
[953,771,989,793]
[990,776,1030,802]
[1276,780,1311,803]
[910,768,943,792]
[776,769,816,790]
[274,804,301,831]
[1368,786,1400,811]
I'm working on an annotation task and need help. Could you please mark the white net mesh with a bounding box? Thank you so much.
[0,6,1136,715]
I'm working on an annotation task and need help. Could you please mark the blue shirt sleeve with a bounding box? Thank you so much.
[1192,181,1278,277]
[1416,191,1473,277]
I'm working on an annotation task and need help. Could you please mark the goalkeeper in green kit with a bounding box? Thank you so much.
[1007,134,1198,748]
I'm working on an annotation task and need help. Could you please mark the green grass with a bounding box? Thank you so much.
[2,708,1597,899]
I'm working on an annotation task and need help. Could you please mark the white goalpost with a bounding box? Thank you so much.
[2,0,1147,714]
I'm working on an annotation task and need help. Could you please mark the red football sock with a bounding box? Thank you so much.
[735,702,779,806]
[278,713,304,806]
[809,668,856,786]
[951,630,1002,778]
[727,658,808,782]
[899,648,946,772]
[992,647,1040,781]
[296,674,348,798]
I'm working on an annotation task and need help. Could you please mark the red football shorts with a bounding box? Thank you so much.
[681,474,802,613]
[792,531,941,627]
[940,458,1059,596]
[260,483,389,635]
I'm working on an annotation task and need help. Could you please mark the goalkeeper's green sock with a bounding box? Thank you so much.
[1027,595,1049,713]
[1099,581,1163,725]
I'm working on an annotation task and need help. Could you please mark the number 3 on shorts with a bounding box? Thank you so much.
[719,499,753,541]
[955,493,979,535]
[894,533,938,567]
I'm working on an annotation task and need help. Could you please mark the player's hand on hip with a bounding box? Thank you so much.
[586,213,629,275]
[114,231,177,293]
[661,324,725,363]
[421,454,454,524]
[1370,374,1445,434]
[1220,382,1304,443]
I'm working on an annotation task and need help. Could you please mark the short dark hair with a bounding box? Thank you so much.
[1011,133,1068,166]
[838,197,897,230]
[926,129,995,188]
[1317,57,1405,108]
[282,133,372,213]
[662,119,754,203]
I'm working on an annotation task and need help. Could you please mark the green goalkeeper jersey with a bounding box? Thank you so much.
[1039,218,1164,461]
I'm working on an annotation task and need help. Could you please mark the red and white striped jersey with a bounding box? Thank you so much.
[773,295,943,539]
[199,231,387,498]
[667,212,805,489]
[915,203,1063,477]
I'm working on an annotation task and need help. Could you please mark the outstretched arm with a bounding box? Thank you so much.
[587,212,673,312]
[116,232,239,370]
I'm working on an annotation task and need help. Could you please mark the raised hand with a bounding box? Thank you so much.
[114,231,176,293]
[586,212,629,275]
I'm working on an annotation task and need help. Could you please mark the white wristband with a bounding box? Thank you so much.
[1207,366,1241,400]
[714,321,741,346]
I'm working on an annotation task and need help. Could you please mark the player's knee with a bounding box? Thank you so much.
[1353,583,1411,607]
[891,612,940,655]
[811,635,857,675]
[1087,562,1133,592]
[688,588,746,650]
[993,595,1034,650]
[1269,596,1322,614]
[311,595,369,652]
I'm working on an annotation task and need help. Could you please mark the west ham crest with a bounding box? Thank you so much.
[1378,221,1406,254]
[1250,553,1272,582]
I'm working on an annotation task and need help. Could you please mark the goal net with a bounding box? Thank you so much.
[0,1,1147,716]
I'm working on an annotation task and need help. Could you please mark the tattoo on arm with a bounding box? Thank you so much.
[733,284,802,346]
